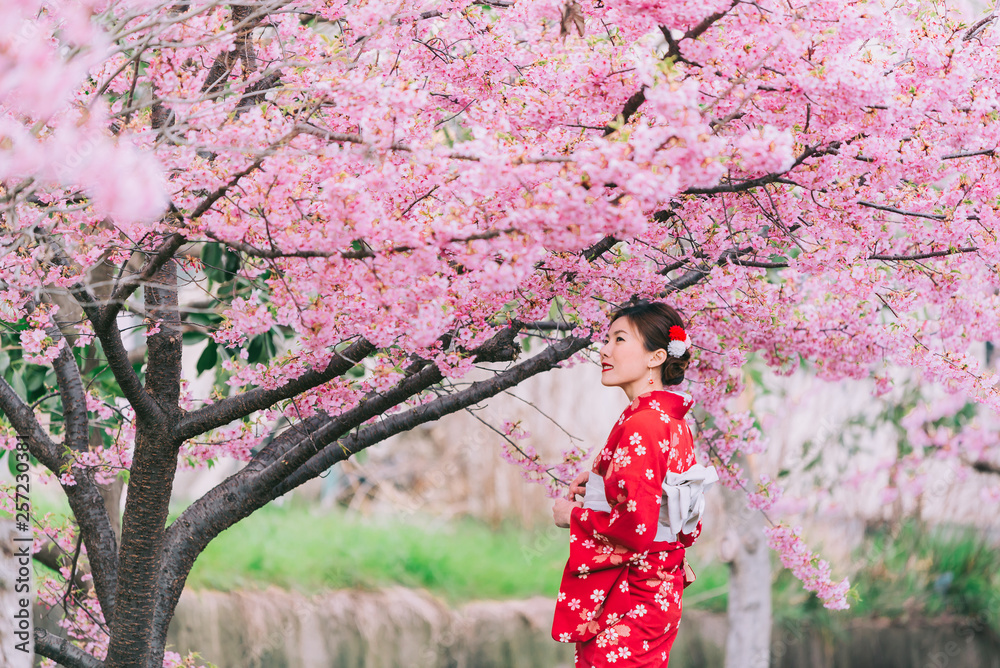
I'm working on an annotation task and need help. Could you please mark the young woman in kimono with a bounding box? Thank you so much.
[551,301,717,667]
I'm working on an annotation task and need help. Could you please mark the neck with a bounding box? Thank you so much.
[624,383,664,403]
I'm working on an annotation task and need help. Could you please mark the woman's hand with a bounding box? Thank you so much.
[552,497,583,528]
[568,470,590,500]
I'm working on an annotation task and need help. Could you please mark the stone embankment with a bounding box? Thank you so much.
[164,587,1000,668]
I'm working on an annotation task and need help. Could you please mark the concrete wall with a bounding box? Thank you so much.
[162,587,1000,668]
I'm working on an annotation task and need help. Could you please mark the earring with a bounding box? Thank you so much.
[648,368,654,385]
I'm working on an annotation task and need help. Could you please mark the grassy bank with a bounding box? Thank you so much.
[187,507,999,630]
[24,492,1000,630]
[186,503,570,602]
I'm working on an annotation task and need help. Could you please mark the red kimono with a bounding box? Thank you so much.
[552,389,702,667]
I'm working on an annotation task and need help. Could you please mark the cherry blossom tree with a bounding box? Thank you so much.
[3,0,1000,665]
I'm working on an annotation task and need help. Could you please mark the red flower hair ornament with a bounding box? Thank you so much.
[667,325,690,358]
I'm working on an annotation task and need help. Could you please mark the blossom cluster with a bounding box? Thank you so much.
[764,524,852,610]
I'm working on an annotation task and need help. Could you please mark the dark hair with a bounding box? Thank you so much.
[609,301,690,386]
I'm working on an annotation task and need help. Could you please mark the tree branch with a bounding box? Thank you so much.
[857,200,947,221]
[518,320,577,331]
[273,335,591,493]
[51,338,90,453]
[963,8,997,41]
[582,235,620,262]
[942,148,995,160]
[188,158,267,221]
[0,377,59,463]
[35,629,104,668]
[150,363,444,663]
[48,326,123,618]
[294,123,571,164]
[100,233,186,328]
[665,243,979,279]
[868,246,978,261]
[685,0,739,40]
[725,258,788,268]
[203,228,514,260]
[603,88,646,135]
[33,540,92,595]
[65,280,164,425]
[144,259,182,416]
[684,144,833,195]
[971,459,1000,475]
[176,338,376,441]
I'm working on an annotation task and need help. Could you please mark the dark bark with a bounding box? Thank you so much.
[582,235,620,262]
[147,363,443,665]
[35,629,104,668]
[104,260,183,668]
[235,72,281,115]
[60,483,119,621]
[683,143,834,195]
[200,5,261,95]
[0,378,60,463]
[603,88,646,135]
[52,342,89,452]
[143,260,183,412]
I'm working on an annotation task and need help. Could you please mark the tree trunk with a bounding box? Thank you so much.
[719,479,772,668]
[105,258,183,668]
[0,520,33,667]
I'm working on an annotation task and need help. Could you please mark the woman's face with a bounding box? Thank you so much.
[600,316,661,396]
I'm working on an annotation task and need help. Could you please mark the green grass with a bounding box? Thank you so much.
[16,488,1000,631]
[185,503,570,603]
[679,558,729,612]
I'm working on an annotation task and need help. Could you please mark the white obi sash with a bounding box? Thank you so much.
[583,463,718,543]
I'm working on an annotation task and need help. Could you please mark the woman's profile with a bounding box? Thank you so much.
[551,301,718,666]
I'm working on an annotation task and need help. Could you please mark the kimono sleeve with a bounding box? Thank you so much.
[566,408,667,572]
[679,519,702,547]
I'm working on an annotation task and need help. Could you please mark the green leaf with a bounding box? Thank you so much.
[196,343,219,376]
[187,312,223,327]
[223,247,241,280]
[25,368,45,394]
[246,336,264,364]
[202,243,222,282]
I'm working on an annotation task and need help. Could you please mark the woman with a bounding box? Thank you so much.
[551,301,717,667]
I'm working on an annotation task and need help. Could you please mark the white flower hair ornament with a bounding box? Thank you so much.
[667,326,690,358]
